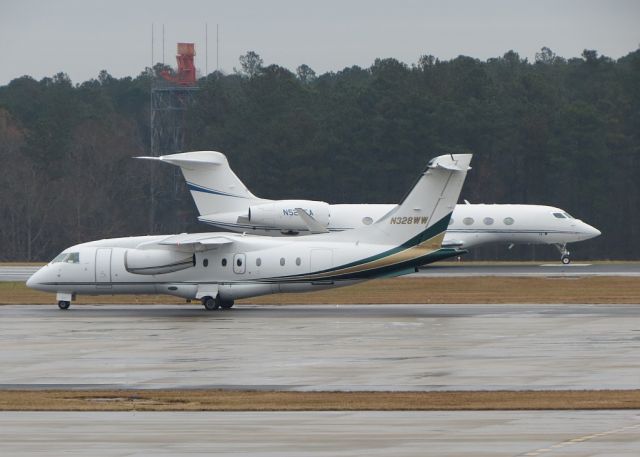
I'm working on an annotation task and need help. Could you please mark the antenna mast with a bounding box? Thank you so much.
[205,23,209,75]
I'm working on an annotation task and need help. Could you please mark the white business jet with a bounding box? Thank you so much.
[138,151,600,264]
[27,154,471,310]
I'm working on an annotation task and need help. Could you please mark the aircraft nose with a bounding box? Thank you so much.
[26,267,45,290]
[26,272,36,288]
[581,222,601,240]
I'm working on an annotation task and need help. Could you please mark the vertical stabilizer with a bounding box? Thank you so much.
[136,151,265,215]
[370,154,472,247]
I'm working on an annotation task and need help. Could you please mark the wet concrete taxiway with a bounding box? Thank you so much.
[1,410,639,456]
[1,304,639,391]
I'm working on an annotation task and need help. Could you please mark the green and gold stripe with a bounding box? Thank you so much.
[264,214,459,283]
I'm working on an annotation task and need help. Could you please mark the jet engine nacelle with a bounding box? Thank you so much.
[124,249,195,275]
[248,200,330,232]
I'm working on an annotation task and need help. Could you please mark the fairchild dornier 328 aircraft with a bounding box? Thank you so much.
[138,151,600,264]
[27,154,472,310]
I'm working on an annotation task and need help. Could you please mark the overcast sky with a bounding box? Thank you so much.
[1,0,639,85]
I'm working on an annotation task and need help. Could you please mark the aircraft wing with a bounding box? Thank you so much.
[295,207,330,234]
[136,233,235,252]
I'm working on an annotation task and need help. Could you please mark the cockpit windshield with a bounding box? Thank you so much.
[51,252,80,264]
[563,212,574,219]
[552,212,566,219]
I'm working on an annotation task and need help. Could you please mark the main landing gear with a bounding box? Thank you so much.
[57,300,71,310]
[201,295,234,311]
[555,243,571,264]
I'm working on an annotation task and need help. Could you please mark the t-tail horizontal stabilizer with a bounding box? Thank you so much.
[135,151,266,215]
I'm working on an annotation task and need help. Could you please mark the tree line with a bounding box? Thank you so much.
[0,47,638,261]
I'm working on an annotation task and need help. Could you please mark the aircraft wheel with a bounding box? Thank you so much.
[220,300,234,310]
[58,300,70,310]
[202,296,218,311]
[561,255,571,265]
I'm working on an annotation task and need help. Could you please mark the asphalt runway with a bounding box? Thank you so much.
[3,263,640,282]
[1,304,639,391]
[1,411,639,456]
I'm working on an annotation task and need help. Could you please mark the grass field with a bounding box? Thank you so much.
[2,276,639,305]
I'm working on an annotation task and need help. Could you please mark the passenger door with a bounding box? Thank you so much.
[95,248,112,288]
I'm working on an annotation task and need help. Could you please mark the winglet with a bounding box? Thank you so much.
[295,208,329,234]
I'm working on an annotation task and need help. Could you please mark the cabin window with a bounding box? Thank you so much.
[483,217,494,225]
[256,258,262,267]
[463,217,474,226]
[362,216,373,225]
[280,257,285,266]
[236,257,243,267]
[203,258,209,267]
[553,212,566,219]
[221,258,227,267]
[296,257,301,266]
[504,217,515,225]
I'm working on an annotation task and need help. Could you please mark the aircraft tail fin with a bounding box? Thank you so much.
[136,151,264,215]
[370,153,472,248]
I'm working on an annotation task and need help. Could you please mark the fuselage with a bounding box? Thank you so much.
[445,204,600,248]
[202,203,601,249]
[28,235,348,300]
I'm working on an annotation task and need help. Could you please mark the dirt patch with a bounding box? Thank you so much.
[1,389,639,411]
[3,276,639,305]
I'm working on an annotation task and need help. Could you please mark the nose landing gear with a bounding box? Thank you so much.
[555,244,571,264]
[56,292,74,310]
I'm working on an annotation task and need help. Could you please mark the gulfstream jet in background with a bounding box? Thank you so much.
[138,151,600,264]
[27,154,471,310]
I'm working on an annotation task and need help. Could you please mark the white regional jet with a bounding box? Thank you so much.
[138,151,601,264]
[27,154,471,310]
